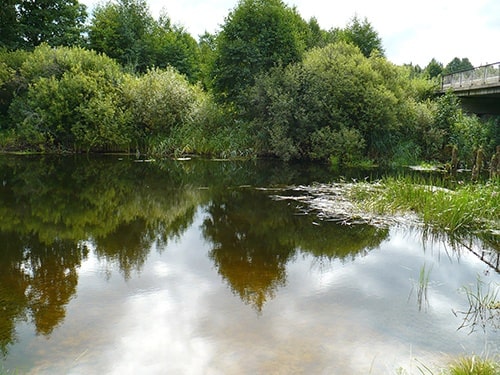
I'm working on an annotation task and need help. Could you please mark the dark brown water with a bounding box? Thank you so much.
[0,155,498,374]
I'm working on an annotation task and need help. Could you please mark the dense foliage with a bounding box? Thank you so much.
[245,42,436,163]
[0,0,87,50]
[209,0,311,104]
[0,0,497,170]
[89,0,200,79]
[335,15,385,58]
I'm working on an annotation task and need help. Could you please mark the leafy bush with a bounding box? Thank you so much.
[2,45,130,151]
[123,67,203,146]
[246,41,433,163]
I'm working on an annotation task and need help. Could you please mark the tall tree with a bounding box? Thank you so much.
[17,0,87,49]
[146,13,200,81]
[210,0,309,104]
[89,0,154,72]
[198,32,217,89]
[424,58,443,78]
[444,57,474,74]
[0,0,20,49]
[89,2,200,77]
[337,15,384,58]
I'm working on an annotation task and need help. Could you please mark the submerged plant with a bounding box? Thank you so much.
[408,263,433,311]
[454,276,500,333]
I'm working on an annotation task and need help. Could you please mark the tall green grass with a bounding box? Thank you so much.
[352,176,499,234]
[447,355,500,375]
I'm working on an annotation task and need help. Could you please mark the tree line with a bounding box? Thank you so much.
[0,0,498,168]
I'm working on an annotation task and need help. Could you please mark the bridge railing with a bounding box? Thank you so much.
[442,62,500,91]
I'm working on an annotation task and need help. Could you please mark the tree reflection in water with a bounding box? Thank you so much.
[0,232,86,354]
[203,188,389,312]
[0,155,392,356]
[0,155,202,355]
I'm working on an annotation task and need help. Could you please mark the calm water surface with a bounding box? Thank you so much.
[0,155,498,374]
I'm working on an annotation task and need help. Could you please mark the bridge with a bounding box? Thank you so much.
[441,62,500,115]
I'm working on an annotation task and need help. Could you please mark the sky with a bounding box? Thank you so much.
[80,0,500,68]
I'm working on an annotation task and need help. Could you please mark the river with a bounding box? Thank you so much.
[0,155,498,374]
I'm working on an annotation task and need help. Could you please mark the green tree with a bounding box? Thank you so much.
[17,0,87,49]
[424,58,443,79]
[198,32,217,89]
[443,57,474,74]
[89,2,201,77]
[211,0,309,104]
[6,45,131,151]
[147,14,201,81]
[246,41,433,163]
[89,0,154,72]
[337,15,384,58]
[305,17,334,49]
[0,0,20,49]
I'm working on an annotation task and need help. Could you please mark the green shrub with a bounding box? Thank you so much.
[123,67,202,140]
[245,41,438,163]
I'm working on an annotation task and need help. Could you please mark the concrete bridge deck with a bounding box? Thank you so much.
[441,62,500,115]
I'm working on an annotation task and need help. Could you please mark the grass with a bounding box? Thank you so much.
[350,176,499,235]
[454,276,500,333]
[408,263,433,311]
[417,263,432,311]
[395,354,500,375]
[447,355,500,375]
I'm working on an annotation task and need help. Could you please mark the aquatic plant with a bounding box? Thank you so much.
[394,354,500,375]
[454,276,500,333]
[409,263,432,311]
[353,176,499,235]
[447,355,500,375]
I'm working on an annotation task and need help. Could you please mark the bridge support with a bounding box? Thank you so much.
[460,96,500,116]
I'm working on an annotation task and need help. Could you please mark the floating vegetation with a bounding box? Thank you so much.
[271,182,420,228]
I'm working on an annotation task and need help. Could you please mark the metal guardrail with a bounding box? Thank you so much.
[442,62,500,91]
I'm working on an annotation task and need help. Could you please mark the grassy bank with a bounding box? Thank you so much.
[350,176,499,235]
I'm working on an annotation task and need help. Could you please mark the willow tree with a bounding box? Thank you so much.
[246,42,432,163]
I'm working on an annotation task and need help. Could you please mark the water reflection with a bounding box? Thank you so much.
[203,188,389,311]
[0,155,204,355]
[0,232,87,354]
[0,155,498,373]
